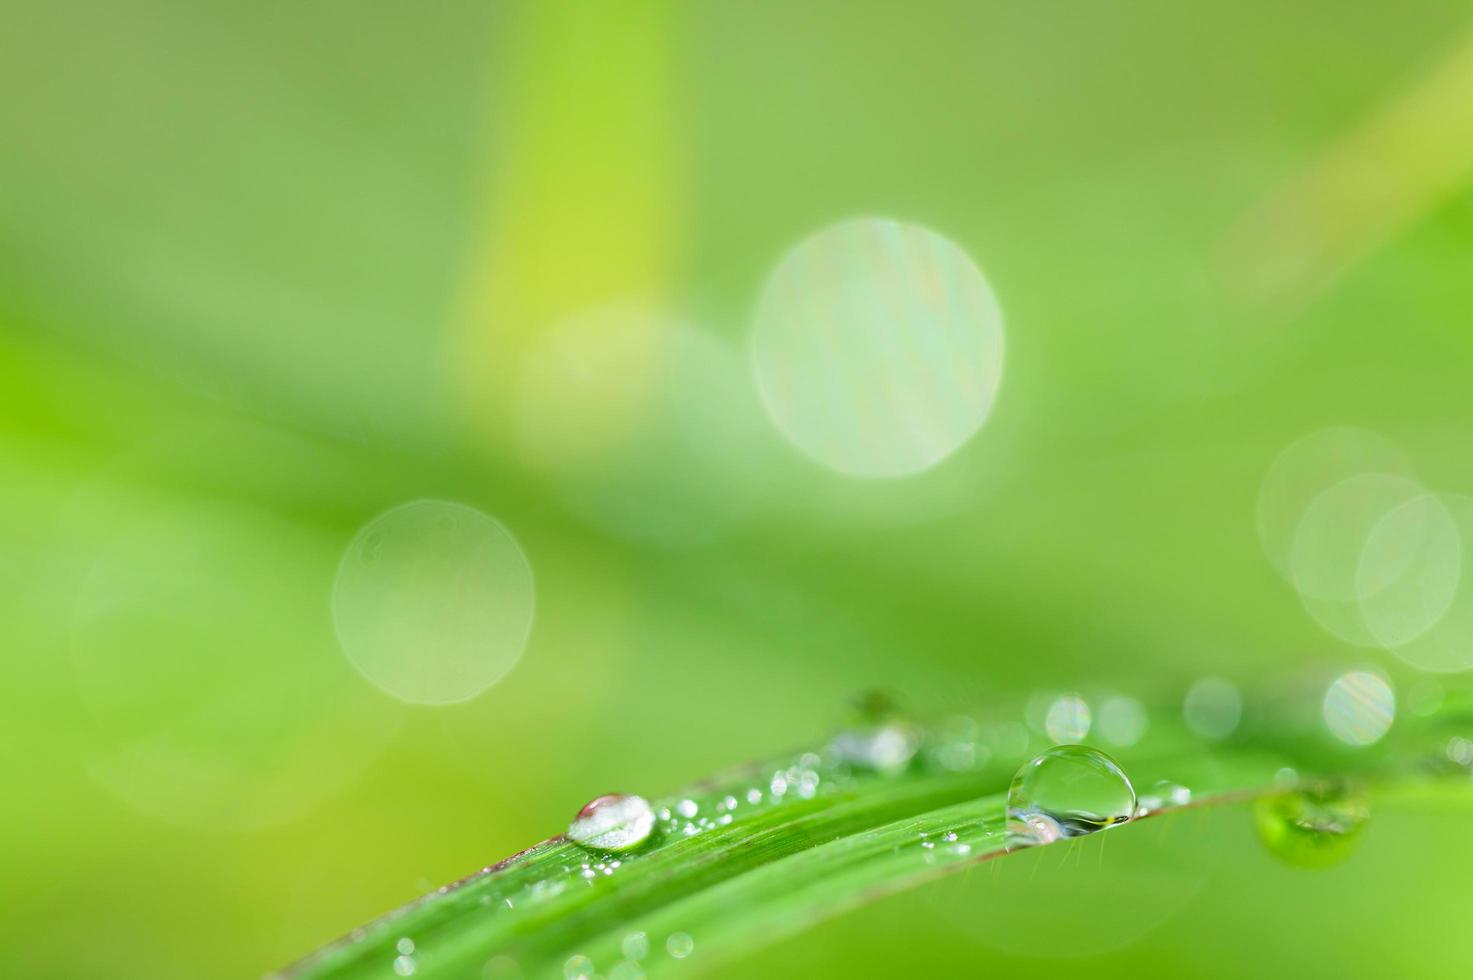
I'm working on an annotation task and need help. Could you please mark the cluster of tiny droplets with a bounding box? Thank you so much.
[561,931,692,979]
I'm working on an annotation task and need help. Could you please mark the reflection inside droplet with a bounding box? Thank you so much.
[567,794,656,853]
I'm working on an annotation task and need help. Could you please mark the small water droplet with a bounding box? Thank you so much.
[1006,745,1135,847]
[1135,780,1192,816]
[393,955,417,977]
[666,932,694,959]
[830,724,917,774]
[396,938,416,956]
[1253,782,1369,869]
[675,799,698,818]
[567,794,656,852]
[563,954,594,979]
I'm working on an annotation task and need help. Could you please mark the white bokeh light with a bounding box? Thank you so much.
[1183,677,1242,740]
[1322,671,1395,746]
[750,217,1004,479]
[1290,473,1424,602]
[1364,494,1473,672]
[1257,427,1413,583]
[1044,694,1091,743]
[1097,696,1148,747]
[515,305,773,549]
[1355,492,1462,649]
[332,499,535,705]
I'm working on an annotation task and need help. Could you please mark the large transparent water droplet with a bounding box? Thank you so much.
[1253,783,1369,869]
[1006,745,1135,847]
[567,794,656,852]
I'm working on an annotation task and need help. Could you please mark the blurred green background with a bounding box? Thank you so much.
[5,1,1473,976]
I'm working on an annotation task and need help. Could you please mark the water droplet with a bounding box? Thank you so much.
[1183,677,1242,740]
[830,724,917,774]
[563,954,594,979]
[621,932,649,961]
[393,955,417,977]
[1044,694,1091,743]
[1254,783,1369,869]
[665,932,694,959]
[396,938,416,956]
[567,794,656,852]
[675,799,698,819]
[1135,780,1192,816]
[1322,671,1395,746]
[1006,745,1135,847]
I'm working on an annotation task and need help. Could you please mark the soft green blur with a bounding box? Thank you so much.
[4,1,1473,976]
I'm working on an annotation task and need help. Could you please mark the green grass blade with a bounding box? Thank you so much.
[278,703,1467,980]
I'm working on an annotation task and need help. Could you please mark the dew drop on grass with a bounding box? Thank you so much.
[1253,783,1370,869]
[1006,745,1136,847]
[830,724,918,774]
[830,690,919,774]
[567,794,656,852]
[1135,780,1192,816]
[563,954,594,979]
[666,932,694,959]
